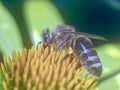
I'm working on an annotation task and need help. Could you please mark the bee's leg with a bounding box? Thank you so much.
[36,42,42,49]
[69,38,74,49]
[58,36,71,50]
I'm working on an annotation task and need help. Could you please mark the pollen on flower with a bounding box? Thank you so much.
[0,45,97,90]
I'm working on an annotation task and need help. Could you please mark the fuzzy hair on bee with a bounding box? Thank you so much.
[39,25,106,77]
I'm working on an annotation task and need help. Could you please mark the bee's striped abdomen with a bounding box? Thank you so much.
[74,36,102,77]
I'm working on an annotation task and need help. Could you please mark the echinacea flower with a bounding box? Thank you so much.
[0,45,98,90]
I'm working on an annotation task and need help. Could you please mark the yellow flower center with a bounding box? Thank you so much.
[0,45,97,90]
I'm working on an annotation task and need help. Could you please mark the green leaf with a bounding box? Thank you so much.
[0,2,23,56]
[98,74,120,90]
[23,1,64,45]
[97,43,120,90]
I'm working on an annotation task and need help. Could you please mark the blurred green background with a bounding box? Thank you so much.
[0,0,120,90]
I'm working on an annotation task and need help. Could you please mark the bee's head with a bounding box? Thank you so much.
[42,29,53,45]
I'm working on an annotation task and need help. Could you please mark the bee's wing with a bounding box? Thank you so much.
[64,32,107,41]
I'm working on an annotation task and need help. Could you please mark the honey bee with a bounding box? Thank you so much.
[40,25,106,77]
